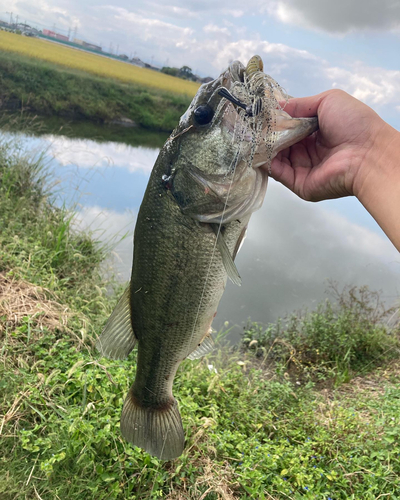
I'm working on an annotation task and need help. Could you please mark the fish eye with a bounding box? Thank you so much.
[193,104,214,126]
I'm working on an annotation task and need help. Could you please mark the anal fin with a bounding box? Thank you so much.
[211,224,242,286]
[96,285,136,359]
[187,332,215,360]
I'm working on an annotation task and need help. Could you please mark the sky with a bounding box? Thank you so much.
[1,0,399,331]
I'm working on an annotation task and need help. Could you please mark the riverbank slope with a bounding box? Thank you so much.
[0,36,195,132]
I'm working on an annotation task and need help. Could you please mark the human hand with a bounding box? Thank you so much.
[266,89,389,202]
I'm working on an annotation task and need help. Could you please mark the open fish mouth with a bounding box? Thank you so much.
[216,55,318,168]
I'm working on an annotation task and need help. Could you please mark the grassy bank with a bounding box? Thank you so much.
[1,141,400,499]
[0,31,199,96]
[0,49,192,132]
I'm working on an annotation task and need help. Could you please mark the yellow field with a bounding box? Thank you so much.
[0,31,199,96]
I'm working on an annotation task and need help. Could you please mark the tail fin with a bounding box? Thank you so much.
[121,390,185,460]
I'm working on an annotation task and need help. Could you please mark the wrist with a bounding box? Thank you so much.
[354,122,400,250]
[353,120,398,197]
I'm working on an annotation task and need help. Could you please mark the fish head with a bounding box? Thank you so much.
[167,56,318,223]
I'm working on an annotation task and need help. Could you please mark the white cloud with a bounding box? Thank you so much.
[229,9,245,18]
[185,38,320,80]
[325,65,400,105]
[265,0,400,34]
[73,205,135,278]
[103,6,194,43]
[203,24,231,36]
[43,135,159,174]
[139,4,199,19]
[217,181,400,330]
[7,0,81,32]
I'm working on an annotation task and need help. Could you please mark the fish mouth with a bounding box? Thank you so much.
[217,88,318,153]
[252,110,318,168]
[273,110,318,156]
[218,57,319,167]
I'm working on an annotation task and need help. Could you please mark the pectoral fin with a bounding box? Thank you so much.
[187,333,215,360]
[95,286,137,359]
[211,224,242,286]
[233,226,247,260]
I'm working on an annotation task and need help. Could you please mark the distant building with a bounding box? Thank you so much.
[73,38,85,46]
[131,57,145,68]
[43,29,56,37]
[200,76,213,84]
[119,54,129,60]
[82,41,102,51]
[54,33,69,42]
[144,63,159,71]
[16,23,30,30]
[43,28,68,42]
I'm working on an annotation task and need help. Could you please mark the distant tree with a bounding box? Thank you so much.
[179,66,194,80]
[161,65,197,81]
[161,66,179,77]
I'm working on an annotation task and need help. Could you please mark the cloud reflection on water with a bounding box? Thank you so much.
[219,182,400,339]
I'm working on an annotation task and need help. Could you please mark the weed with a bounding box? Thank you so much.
[242,285,400,386]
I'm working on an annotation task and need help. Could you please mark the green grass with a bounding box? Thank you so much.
[241,285,400,387]
[1,140,400,499]
[0,50,191,132]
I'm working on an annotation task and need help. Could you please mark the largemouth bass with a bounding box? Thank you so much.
[96,55,318,460]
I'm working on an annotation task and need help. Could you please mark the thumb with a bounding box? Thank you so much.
[280,91,332,118]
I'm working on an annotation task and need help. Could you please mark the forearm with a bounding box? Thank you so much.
[355,123,400,252]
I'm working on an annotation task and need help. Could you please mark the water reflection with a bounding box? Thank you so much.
[2,121,399,342]
[5,114,169,148]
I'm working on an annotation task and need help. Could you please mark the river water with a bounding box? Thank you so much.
[2,118,399,339]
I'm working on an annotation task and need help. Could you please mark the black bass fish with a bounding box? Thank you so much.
[96,55,318,460]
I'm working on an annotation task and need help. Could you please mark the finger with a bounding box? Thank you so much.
[280,91,333,118]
